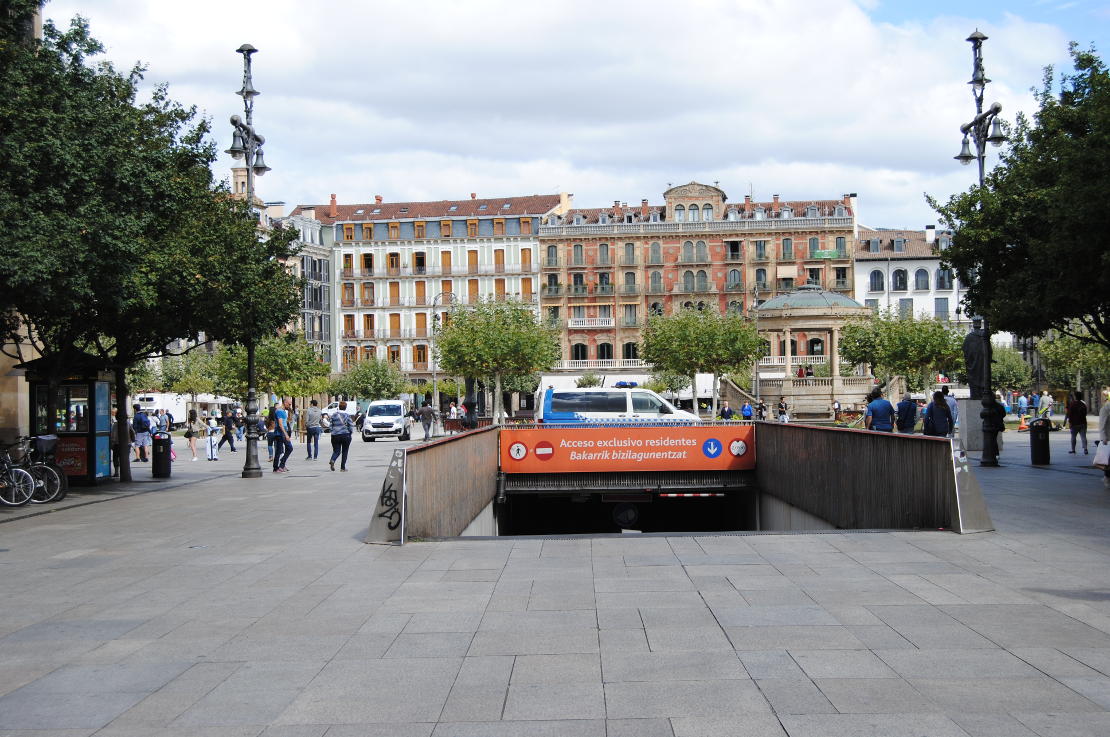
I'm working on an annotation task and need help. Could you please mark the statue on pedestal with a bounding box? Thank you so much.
[962,317,990,400]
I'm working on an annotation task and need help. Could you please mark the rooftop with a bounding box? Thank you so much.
[291,194,563,225]
[758,284,867,311]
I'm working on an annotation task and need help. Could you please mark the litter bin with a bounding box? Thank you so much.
[151,430,172,478]
[1029,418,1051,465]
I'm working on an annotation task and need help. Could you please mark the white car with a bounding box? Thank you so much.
[535,386,699,424]
[361,400,412,441]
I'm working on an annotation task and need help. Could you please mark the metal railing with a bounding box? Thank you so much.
[568,317,614,328]
[558,359,645,369]
[539,216,854,237]
[404,426,501,538]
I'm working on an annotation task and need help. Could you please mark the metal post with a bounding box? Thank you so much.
[226,43,271,479]
[429,291,457,431]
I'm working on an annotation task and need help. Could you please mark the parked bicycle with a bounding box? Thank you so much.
[0,446,35,507]
[3,435,67,505]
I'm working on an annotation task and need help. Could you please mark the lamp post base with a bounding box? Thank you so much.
[242,385,262,479]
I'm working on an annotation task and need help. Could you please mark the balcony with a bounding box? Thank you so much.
[568,258,587,268]
[544,257,560,268]
[620,284,640,295]
[340,298,356,308]
[340,269,355,279]
[596,255,612,267]
[670,283,712,294]
[647,283,667,294]
[568,285,589,297]
[541,285,562,297]
[568,317,615,328]
[595,284,615,296]
[557,359,646,370]
[834,279,850,289]
[724,251,744,262]
[647,255,664,265]
[539,215,854,237]
[725,282,745,292]
[621,318,640,328]
[620,255,639,266]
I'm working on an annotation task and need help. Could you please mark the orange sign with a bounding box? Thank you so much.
[500,425,756,474]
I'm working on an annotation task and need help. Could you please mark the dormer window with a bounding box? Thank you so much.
[835,205,846,217]
[893,238,905,252]
[573,214,584,225]
[781,207,793,218]
[598,213,609,224]
[625,214,633,223]
[868,238,881,253]
[649,212,660,222]
[371,208,381,214]
[675,205,685,222]
[399,207,408,214]
[806,206,819,218]
[478,204,488,210]
[754,207,765,219]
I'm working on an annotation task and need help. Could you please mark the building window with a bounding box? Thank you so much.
[493,218,505,236]
[572,343,587,361]
[915,269,929,290]
[546,244,558,266]
[440,220,453,238]
[834,267,848,288]
[782,238,793,259]
[572,244,584,265]
[623,342,638,359]
[869,270,884,291]
[624,271,636,287]
[934,297,949,320]
[623,304,638,327]
[727,269,741,288]
[674,205,685,222]
[807,205,819,218]
[696,241,707,261]
[754,207,765,219]
[703,204,713,221]
[754,240,767,259]
[414,221,426,239]
[936,268,954,290]
[865,298,879,312]
[547,306,559,324]
[682,241,693,262]
[807,268,821,285]
[894,238,905,252]
[695,270,708,291]
[683,270,695,292]
[649,241,662,264]
[388,222,399,239]
[466,220,478,237]
[650,271,662,292]
[343,224,354,240]
[598,343,613,360]
[598,243,610,265]
[892,269,908,291]
[728,300,742,313]
[808,237,819,256]
[755,268,767,288]
[520,218,532,235]
[689,205,699,221]
[650,302,664,315]
[781,207,793,218]
[808,338,825,355]
[624,242,635,264]
[779,277,795,290]
[869,238,881,253]
[898,298,913,318]
[836,236,846,254]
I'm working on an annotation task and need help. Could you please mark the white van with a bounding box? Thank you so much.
[535,387,699,424]
[361,399,412,441]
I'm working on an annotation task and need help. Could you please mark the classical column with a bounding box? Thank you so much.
[831,327,840,377]
[783,328,792,376]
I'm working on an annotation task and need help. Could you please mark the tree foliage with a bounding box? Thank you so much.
[165,349,216,400]
[1038,327,1110,390]
[990,345,1034,392]
[930,47,1110,348]
[640,308,762,415]
[576,372,602,388]
[330,358,407,402]
[839,312,964,391]
[212,334,329,401]
[434,299,560,421]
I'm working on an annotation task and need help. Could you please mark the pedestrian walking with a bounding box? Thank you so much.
[756,400,766,421]
[740,401,753,421]
[304,400,323,460]
[777,398,789,423]
[271,399,293,473]
[235,411,245,442]
[941,385,959,433]
[1065,391,1089,454]
[418,401,436,441]
[1098,392,1110,489]
[1018,392,1029,418]
[896,392,918,434]
[184,409,202,461]
[865,390,896,432]
[833,398,842,422]
[131,404,152,462]
[922,391,954,437]
[217,412,237,453]
[720,401,735,420]
[205,416,220,461]
[328,400,354,471]
[1040,390,1053,419]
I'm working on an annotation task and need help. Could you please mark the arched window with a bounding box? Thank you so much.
[623,342,639,359]
[892,269,908,291]
[782,238,793,259]
[624,271,636,286]
[674,205,685,222]
[689,205,700,222]
[572,244,583,265]
[597,343,613,360]
[649,241,662,264]
[728,300,742,314]
[649,302,664,315]
[703,204,713,221]
[808,338,825,355]
[727,269,742,288]
[650,271,663,292]
[695,270,708,291]
[695,241,708,261]
[683,301,694,310]
[809,237,819,256]
[696,301,707,311]
[936,268,953,289]
[682,241,694,262]
[683,270,695,292]
[915,269,929,290]
[571,343,587,361]
[546,244,557,265]
[869,270,884,291]
[755,268,767,287]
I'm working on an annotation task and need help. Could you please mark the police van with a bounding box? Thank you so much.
[535,384,699,424]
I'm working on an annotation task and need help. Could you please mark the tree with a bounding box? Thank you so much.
[930,47,1110,349]
[1038,327,1110,391]
[839,311,964,391]
[645,371,690,402]
[331,358,407,402]
[435,299,560,422]
[166,350,216,416]
[990,345,1033,393]
[576,372,602,388]
[640,308,762,417]
[212,334,329,403]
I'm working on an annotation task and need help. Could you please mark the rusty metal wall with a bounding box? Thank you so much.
[754,423,956,530]
[404,426,500,538]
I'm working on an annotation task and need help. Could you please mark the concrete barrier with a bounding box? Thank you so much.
[403,426,499,538]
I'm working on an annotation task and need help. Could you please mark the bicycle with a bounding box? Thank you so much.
[0,449,35,507]
[5,435,67,505]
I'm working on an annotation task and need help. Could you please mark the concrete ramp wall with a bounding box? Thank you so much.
[404,426,500,538]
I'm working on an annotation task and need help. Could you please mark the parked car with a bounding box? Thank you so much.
[535,386,699,424]
[361,400,412,441]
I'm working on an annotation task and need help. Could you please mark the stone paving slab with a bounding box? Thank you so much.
[0,429,1109,734]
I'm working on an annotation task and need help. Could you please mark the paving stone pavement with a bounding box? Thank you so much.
[0,428,1109,736]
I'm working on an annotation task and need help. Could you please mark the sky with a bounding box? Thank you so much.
[42,0,1108,229]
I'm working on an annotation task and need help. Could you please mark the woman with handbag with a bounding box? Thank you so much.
[184,409,202,461]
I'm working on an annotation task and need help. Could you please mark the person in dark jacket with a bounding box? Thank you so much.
[217,412,237,452]
[896,392,918,433]
[923,391,954,437]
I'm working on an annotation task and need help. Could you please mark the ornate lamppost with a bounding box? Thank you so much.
[225,43,271,479]
[954,30,1006,464]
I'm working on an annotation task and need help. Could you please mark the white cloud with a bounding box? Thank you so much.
[43,0,1074,227]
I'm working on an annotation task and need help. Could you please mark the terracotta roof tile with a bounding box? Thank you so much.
[290,194,562,225]
[855,228,944,260]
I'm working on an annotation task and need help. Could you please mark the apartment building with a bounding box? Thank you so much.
[853,226,966,326]
[276,208,331,364]
[290,193,568,374]
[537,182,857,369]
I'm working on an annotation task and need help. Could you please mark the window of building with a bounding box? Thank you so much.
[414,221,426,238]
[477,204,488,211]
[573,214,583,225]
[781,206,793,218]
[808,337,825,355]
[623,304,638,327]
[598,304,611,319]
[834,267,848,287]
[807,205,819,218]
[728,300,742,313]
[695,241,707,261]
[695,270,708,291]
[869,238,880,253]
[597,343,613,360]
[682,241,694,262]
[547,306,559,324]
[597,272,611,292]
[623,342,638,359]
[649,242,662,263]
[869,270,885,291]
[898,298,913,318]
[447,205,457,212]
[440,220,453,238]
[892,269,908,291]
[727,269,741,288]
[675,205,685,222]
[650,271,662,292]
[727,209,739,221]
[893,238,905,252]
[572,343,587,360]
[915,269,929,290]
[936,268,954,289]
[754,207,765,219]
[782,238,793,259]
[598,243,610,265]
[343,224,354,240]
[754,240,767,259]
[388,345,401,363]
[835,236,846,254]
[624,242,635,264]
[649,302,664,315]
[520,218,532,235]
[572,244,584,265]
[809,237,819,256]
[361,253,373,274]
[546,244,558,266]
[624,271,636,289]
[689,205,700,221]
[683,270,695,292]
[466,220,478,237]
[779,277,795,290]
[649,211,660,222]
[865,298,879,312]
[755,268,767,288]
[935,297,949,320]
[598,213,609,224]
[835,204,846,216]
[807,268,821,285]
[703,204,713,221]
[388,222,399,239]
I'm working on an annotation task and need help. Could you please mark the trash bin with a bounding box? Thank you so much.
[1029,418,1051,465]
[151,430,172,478]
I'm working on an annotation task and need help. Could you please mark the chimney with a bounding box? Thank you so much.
[329,194,337,218]
[613,200,622,217]
[640,199,649,218]
[743,194,752,213]
[771,194,780,214]
[374,195,383,204]
[842,193,851,206]
[470,192,477,199]
[925,225,936,244]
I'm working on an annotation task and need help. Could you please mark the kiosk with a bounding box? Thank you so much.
[21,355,113,485]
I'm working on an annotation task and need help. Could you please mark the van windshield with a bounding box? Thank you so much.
[369,404,402,417]
[550,392,626,413]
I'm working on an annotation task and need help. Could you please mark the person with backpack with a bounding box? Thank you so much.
[328,400,354,471]
[271,399,293,473]
[131,403,152,462]
[922,391,954,437]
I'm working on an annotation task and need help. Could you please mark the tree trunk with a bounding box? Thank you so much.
[691,374,698,417]
[711,373,719,418]
[115,365,132,483]
[493,373,503,424]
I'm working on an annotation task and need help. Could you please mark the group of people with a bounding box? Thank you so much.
[865,386,962,437]
[1015,390,1057,419]
[718,400,768,422]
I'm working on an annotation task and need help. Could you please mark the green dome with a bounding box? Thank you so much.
[757,284,865,311]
